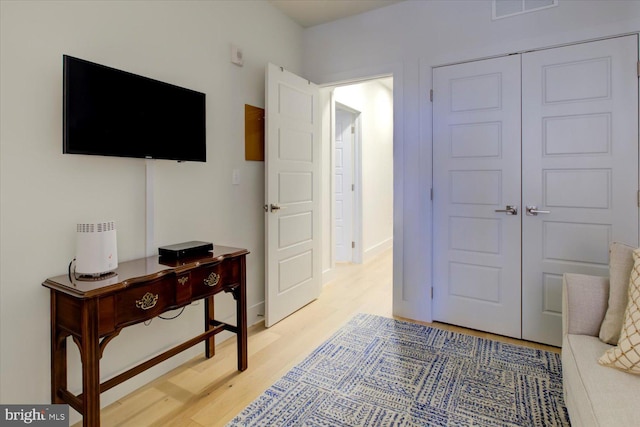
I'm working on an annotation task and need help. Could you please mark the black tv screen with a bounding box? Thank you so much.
[63,55,206,162]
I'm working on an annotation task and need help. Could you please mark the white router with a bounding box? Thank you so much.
[76,221,118,276]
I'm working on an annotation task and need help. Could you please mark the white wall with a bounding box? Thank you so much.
[334,81,393,261]
[2,0,638,417]
[0,0,302,418]
[303,0,640,323]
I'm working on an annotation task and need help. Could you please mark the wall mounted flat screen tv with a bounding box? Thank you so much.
[63,55,206,162]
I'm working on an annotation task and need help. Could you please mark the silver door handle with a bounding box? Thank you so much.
[526,206,551,216]
[495,205,518,215]
[269,203,285,212]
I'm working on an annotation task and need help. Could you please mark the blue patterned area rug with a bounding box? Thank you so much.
[227,313,570,426]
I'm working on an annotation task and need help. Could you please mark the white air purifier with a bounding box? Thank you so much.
[76,221,118,276]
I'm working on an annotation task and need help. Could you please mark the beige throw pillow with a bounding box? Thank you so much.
[598,248,640,374]
[599,242,635,344]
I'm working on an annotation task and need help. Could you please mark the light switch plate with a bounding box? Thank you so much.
[231,44,244,66]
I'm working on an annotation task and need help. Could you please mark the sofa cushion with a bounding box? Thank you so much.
[599,242,635,344]
[563,334,640,426]
[564,273,609,337]
[599,248,640,374]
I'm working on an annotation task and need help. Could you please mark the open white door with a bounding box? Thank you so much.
[265,63,321,327]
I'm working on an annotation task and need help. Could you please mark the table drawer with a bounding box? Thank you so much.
[115,277,176,327]
[191,258,241,299]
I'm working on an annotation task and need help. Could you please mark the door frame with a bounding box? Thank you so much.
[333,101,363,264]
[322,76,394,280]
[315,63,416,321]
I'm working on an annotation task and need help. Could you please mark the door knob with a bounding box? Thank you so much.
[264,204,286,212]
[495,205,518,215]
[526,206,551,216]
[269,203,285,212]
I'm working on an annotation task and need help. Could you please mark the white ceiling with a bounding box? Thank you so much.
[269,0,405,28]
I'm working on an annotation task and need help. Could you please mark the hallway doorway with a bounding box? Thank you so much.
[325,77,394,277]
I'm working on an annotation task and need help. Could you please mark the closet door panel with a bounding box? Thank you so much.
[522,35,639,346]
[433,55,522,339]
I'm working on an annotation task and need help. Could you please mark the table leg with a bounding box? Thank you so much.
[50,291,67,404]
[205,296,215,359]
[80,299,101,427]
[237,257,248,371]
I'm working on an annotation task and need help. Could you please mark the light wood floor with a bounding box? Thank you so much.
[92,248,559,427]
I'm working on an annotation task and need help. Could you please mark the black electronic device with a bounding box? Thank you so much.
[158,241,214,259]
[63,55,206,162]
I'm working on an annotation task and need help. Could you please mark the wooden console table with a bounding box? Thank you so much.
[43,246,249,427]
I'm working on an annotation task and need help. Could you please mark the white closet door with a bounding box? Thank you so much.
[522,35,639,346]
[433,55,522,339]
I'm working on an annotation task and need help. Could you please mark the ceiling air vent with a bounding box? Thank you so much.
[493,0,558,20]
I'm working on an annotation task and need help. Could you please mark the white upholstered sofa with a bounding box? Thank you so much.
[562,243,640,426]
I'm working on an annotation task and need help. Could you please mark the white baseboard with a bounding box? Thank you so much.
[363,238,393,263]
[248,301,265,327]
[322,267,338,285]
[321,239,393,286]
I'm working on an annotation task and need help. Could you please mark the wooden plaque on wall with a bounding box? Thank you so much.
[245,104,264,161]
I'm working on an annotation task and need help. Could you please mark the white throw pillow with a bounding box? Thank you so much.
[598,248,640,374]
[599,242,635,345]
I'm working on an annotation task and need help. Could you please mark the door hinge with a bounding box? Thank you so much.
[351,183,355,191]
[352,241,355,249]
[430,188,433,201]
[351,126,355,134]
[637,190,640,207]
[429,89,433,102]
[431,287,434,299]
[637,61,640,78]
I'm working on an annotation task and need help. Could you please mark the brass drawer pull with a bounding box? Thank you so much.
[204,272,220,287]
[136,292,159,310]
[178,276,189,285]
